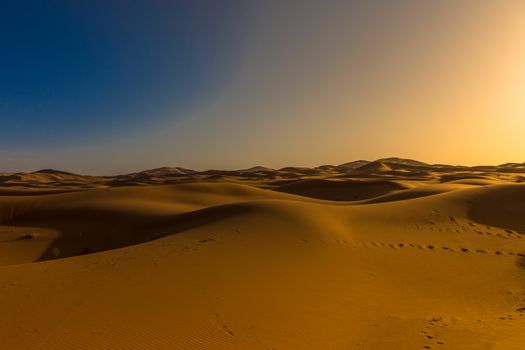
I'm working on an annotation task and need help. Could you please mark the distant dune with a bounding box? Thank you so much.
[351,160,394,174]
[2,159,525,349]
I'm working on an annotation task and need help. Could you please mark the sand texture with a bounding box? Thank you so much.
[2,158,525,349]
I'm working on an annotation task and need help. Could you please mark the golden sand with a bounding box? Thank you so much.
[1,159,525,349]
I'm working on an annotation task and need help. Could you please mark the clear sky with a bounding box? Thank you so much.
[2,0,525,174]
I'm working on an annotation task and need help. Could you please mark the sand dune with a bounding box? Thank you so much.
[275,178,409,200]
[2,159,525,349]
[351,160,394,174]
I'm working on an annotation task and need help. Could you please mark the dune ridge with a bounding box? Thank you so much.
[2,159,525,349]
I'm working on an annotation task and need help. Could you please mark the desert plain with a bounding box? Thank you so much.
[2,157,525,349]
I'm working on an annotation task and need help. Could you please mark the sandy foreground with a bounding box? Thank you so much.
[1,159,525,349]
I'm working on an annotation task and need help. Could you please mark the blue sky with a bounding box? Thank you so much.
[0,1,256,147]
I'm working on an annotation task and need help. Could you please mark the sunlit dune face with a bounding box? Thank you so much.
[2,161,525,348]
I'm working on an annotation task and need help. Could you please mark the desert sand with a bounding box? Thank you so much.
[2,158,525,349]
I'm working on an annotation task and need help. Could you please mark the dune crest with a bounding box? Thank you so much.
[2,159,525,349]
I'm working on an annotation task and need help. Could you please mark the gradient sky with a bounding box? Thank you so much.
[2,0,525,174]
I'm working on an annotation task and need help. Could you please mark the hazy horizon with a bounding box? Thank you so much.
[3,156,525,176]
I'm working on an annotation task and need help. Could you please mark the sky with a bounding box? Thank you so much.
[2,0,525,174]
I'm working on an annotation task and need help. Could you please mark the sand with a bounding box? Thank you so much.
[1,158,525,349]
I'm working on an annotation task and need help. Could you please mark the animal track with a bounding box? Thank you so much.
[421,216,523,240]
[360,241,524,258]
[181,238,217,252]
[212,313,235,337]
[420,316,457,348]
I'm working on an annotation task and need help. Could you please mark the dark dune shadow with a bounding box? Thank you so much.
[439,174,492,183]
[0,189,82,196]
[467,185,525,232]
[6,203,253,262]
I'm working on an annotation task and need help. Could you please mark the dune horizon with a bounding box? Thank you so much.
[2,157,525,349]
[2,156,525,177]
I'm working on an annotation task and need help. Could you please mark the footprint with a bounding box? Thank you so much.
[420,316,457,348]
[212,313,236,337]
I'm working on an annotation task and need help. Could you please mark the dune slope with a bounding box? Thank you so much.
[2,164,525,349]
